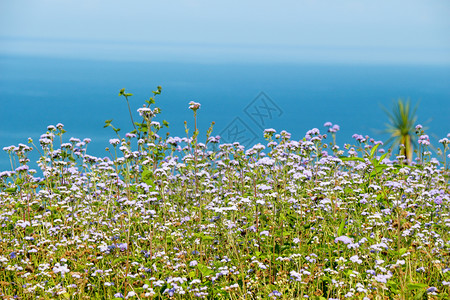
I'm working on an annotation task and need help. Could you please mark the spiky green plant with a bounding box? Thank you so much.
[382,98,418,163]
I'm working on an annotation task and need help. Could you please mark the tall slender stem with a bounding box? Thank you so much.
[125,96,137,133]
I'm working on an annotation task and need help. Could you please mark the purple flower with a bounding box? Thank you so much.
[264,128,276,134]
[15,165,29,173]
[374,274,390,283]
[435,196,443,205]
[117,243,128,251]
[329,124,340,133]
[260,230,270,236]
[189,260,198,267]
[269,290,282,297]
[418,134,430,145]
[109,139,120,146]
[165,288,176,297]
[290,270,302,281]
[208,136,221,143]
[352,134,366,142]
[306,128,320,136]
[334,236,353,245]
[69,137,81,143]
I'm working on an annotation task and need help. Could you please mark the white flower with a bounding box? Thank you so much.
[126,291,136,298]
[52,263,70,277]
[109,139,120,145]
[290,270,302,281]
[335,236,353,245]
[137,107,153,117]
[189,101,201,111]
[189,260,198,267]
[350,255,362,264]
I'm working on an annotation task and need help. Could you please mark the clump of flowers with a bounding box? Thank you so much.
[0,87,449,299]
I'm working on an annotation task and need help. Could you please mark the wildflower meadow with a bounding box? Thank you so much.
[0,87,449,300]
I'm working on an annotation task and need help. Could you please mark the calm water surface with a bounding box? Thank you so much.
[1,56,449,171]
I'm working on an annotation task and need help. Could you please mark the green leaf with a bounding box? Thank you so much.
[104,119,113,128]
[407,283,427,290]
[337,217,346,237]
[339,156,365,162]
[378,151,389,163]
[413,291,425,300]
[118,88,125,96]
[344,269,353,277]
[141,169,154,186]
[369,164,388,178]
[197,263,213,276]
[370,143,380,159]
[201,235,214,241]
[5,187,17,193]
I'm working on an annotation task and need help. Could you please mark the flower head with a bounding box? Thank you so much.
[335,236,353,245]
[189,101,201,111]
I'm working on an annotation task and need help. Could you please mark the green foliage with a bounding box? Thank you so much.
[0,87,448,299]
[382,98,418,163]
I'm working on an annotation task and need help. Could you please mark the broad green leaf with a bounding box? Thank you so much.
[197,264,213,276]
[5,187,17,193]
[337,217,346,237]
[370,143,380,159]
[378,151,389,163]
[413,291,425,300]
[141,169,153,186]
[407,283,427,290]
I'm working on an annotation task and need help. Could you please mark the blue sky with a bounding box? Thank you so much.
[1,0,450,64]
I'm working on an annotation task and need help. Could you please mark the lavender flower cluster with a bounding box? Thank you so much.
[0,99,449,299]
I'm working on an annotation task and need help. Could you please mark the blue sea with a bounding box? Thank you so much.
[1,55,449,171]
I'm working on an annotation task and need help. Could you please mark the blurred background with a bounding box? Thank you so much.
[1,0,449,170]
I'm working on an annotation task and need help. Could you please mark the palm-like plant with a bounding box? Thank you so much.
[382,99,418,163]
